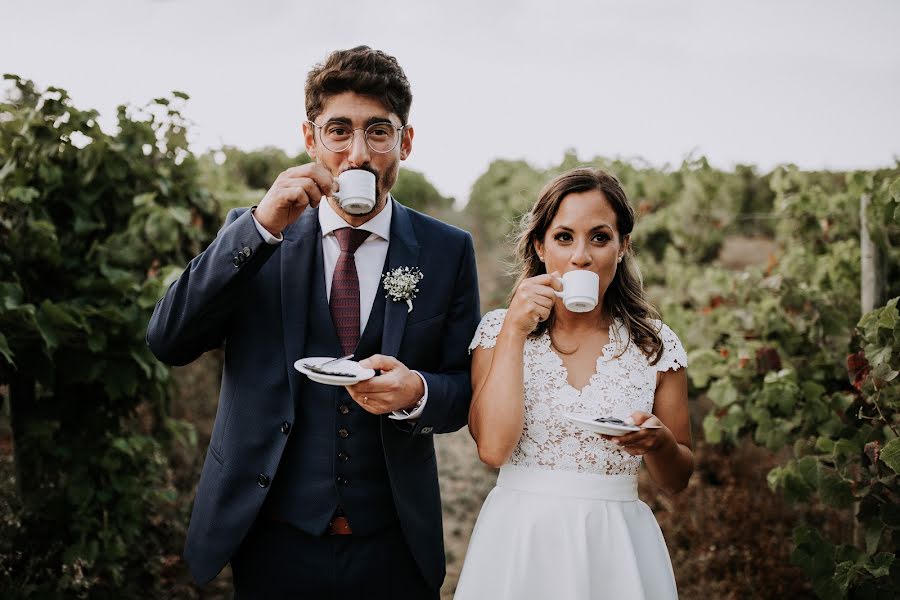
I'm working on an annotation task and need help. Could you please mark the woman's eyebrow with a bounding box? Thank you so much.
[552,224,613,232]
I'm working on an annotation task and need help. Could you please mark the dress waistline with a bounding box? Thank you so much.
[497,464,638,502]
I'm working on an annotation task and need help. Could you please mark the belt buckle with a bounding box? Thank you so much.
[327,515,352,535]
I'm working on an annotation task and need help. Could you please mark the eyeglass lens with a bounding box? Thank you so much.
[317,122,401,153]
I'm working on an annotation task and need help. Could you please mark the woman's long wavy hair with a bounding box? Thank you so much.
[510,167,663,364]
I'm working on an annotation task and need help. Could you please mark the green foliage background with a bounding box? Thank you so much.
[0,76,220,597]
[1,76,898,598]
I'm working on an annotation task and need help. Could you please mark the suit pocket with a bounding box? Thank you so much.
[406,311,446,329]
[208,443,226,467]
[210,373,240,459]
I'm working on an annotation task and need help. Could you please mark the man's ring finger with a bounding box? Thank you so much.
[363,396,369,405]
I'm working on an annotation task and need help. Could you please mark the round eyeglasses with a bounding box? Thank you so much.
[307,120,406,154]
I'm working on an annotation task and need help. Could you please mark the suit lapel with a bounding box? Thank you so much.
[281,209,320,398]
[381,199,420,358]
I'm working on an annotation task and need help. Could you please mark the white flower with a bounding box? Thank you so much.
[519,439,539,457]
[560,436,581,455]
[382,266,424,313]
[530,402,551,421]
[530,424,550,445]
[585,437,606,457]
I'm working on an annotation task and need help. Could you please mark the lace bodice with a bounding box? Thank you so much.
[469,309,687,476]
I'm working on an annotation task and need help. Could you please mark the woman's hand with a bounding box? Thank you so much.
[602,410,675,457]
[506,271,563,336]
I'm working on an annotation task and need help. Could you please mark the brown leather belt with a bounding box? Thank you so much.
[326,516,352,535]
[262,512,353,535]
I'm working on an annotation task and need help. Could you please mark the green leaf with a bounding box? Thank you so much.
[802,381,825,404]
[876,305,898,330]
[866,345,892,368]
[38,300,90,334]
[129,349,153,379]
[863,520,882,555]
[0,331,14,367]
[795,456,820,488]
[865,552,894,578]
[133,192,156,207]
[708,379,739,408]
[815,436,835,454]
[833,560,863,593]
[702,412,722,444]
[0,282,25,309]
[791,525,835,579]
[686,348,721,388]
[167,206,191,226]
[832,438,859,467]
[819,471,855,508]
[880,437,900,473]
[871,363,898,387]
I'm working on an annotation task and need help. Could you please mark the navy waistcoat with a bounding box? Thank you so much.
[263,237,398,536]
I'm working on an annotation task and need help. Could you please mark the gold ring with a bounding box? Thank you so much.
[363,396,369,404]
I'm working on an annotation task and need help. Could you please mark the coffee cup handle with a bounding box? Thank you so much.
[553,276,565,298]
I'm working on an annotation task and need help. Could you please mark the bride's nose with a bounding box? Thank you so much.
[570,241,592,267]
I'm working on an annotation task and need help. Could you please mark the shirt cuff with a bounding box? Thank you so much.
[251,208,284,244]
[389,370,428,420]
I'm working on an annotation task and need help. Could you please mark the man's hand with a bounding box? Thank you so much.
[346,355,425,415]
[254,164,336,236]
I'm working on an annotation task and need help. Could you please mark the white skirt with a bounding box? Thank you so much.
[454,465,678,599]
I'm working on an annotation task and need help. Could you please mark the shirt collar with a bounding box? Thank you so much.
[319,194,393,241]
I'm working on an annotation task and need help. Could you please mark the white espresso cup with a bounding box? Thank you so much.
[332,169,377,214]
[554,270,600,313]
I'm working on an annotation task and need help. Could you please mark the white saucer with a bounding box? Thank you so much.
[294,356,376,386]
[563,412,642,436]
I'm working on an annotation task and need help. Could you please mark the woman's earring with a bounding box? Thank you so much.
[617,256,623,263]
[538,255,544,262]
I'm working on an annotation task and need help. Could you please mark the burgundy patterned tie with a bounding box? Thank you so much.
[330,227,371,355]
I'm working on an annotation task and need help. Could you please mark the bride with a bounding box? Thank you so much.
[455,167,692,599]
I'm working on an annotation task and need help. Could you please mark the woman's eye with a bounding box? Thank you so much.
[593,233,610,243]
[553,232,572,242]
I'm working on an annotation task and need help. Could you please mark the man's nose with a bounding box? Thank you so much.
[346,130,371,167]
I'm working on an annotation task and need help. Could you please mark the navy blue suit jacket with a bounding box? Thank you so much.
[147,199,480,587]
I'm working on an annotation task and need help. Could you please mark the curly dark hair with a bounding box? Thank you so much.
[305,46,413,124]
[511,167,664,364]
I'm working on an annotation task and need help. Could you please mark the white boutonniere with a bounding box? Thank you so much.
[382,266,423,313]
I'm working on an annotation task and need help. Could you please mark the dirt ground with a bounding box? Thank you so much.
[435,428,494,598]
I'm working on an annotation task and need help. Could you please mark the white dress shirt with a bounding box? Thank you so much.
[251,198,427,419]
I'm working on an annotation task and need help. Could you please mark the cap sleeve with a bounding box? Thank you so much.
[655,322,688,372]
[468,309,507,353]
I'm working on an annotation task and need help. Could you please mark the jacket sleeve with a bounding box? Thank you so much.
[146,208,279,366]
[397,232,480,436]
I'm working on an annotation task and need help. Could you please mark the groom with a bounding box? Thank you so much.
[147,46,480,598]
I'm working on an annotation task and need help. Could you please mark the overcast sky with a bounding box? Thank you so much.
[3,0,899,203]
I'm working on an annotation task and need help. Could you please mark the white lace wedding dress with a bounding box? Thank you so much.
[454,309,687,599]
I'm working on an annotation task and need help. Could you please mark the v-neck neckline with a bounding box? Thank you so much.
[543,320,621,394]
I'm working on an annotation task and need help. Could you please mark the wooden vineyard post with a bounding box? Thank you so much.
[860,193,883,313]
